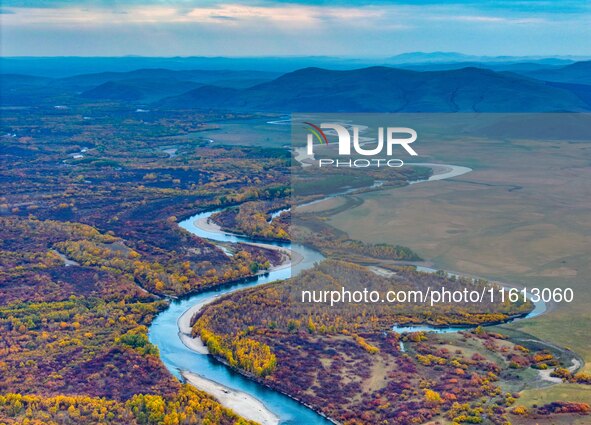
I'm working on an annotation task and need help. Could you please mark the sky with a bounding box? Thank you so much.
[1,0,591,57]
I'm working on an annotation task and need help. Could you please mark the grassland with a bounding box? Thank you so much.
[327,118,591,406]
[519,384,591,406]
[195,116,290,147]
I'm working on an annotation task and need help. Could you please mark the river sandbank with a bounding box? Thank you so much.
[193,215,302,269]
[177,299,213,355]
[182,371,280,425]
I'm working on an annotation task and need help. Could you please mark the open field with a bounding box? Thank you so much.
[196,116,289,147]
[519,384,591,406]
[327,124,591,401]
[514,385,591,425]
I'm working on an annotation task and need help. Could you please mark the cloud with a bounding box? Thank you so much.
[1,1,586,28]
[1,1,590,56]
[209,14,238,20]
[0,0,588,12]
[434,15,547,24]
[1,3,387,28]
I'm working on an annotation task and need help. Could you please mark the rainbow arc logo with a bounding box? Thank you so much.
[304,122,329,146]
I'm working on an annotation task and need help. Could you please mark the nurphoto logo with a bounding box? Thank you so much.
[304,122,418,168]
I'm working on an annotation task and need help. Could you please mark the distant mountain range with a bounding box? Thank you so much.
[0,69,280,104]
[524,61,591,85]
[2,54,589,76]
[58,69,280,91]
[386,51,579,65]
[159,66,591,112]
[80,79,202,102]
[2,60,591,112]
[75,69,278,101]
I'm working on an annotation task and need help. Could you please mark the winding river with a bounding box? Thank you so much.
[149,209,328,425]
[149,163,547,425]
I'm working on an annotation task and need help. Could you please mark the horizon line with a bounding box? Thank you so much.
[2,53,591,60]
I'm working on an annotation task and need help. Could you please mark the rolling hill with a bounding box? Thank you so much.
[158,66,590,112]
[54,68,279,91]
[2,63,590,111]
[0,68,280,105]
[525,60,591,85]
[80,79,203,101]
